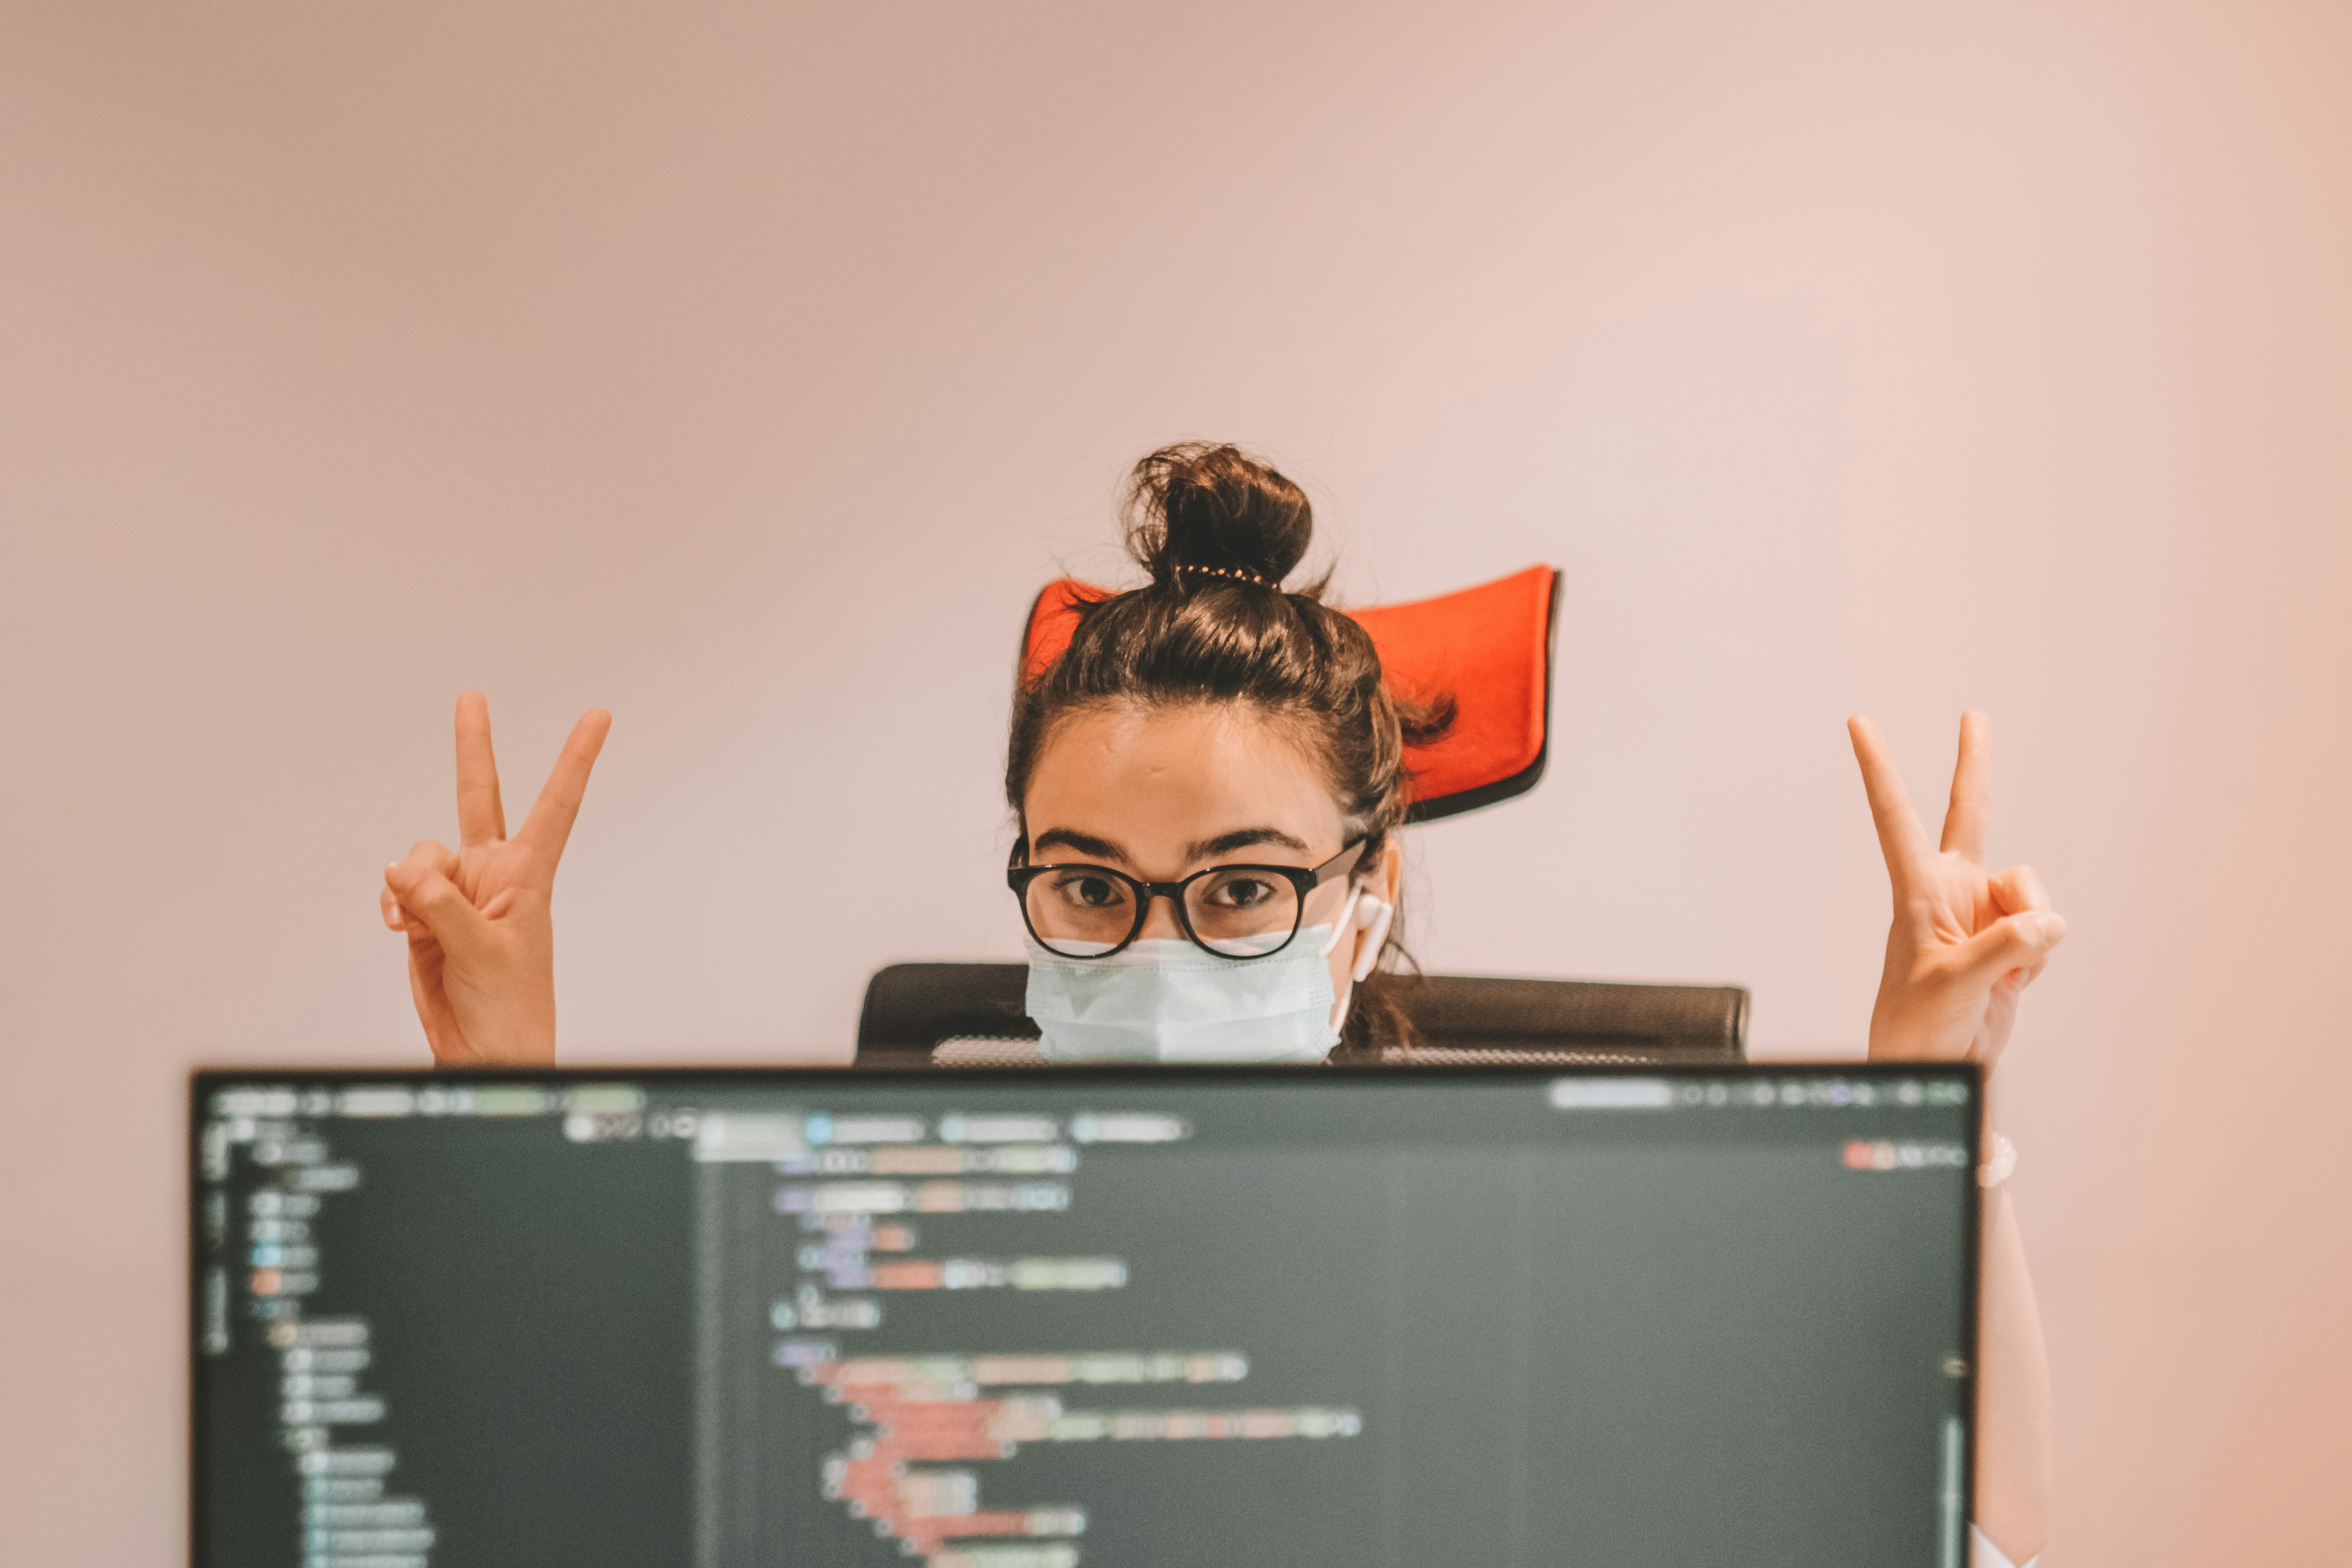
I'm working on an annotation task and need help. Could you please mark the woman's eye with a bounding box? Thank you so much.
[1206,876,1278,910]
[1052,874,1126,909]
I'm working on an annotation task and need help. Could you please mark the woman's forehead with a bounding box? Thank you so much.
[1023,703,1346,857]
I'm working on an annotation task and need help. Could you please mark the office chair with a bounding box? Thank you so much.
[853,961,1748,1067]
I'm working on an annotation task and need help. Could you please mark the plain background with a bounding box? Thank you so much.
[3,0,2346,1561]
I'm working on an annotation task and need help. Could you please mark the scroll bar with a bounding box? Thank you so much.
[1939,1415,1966,1568]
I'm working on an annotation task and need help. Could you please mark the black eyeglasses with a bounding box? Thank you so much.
[1009,839,1367,960]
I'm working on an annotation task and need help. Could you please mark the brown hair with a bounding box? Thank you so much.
[1003,442,1451,1055]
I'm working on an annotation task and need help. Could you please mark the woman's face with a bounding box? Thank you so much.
[1021,702,1401,1010]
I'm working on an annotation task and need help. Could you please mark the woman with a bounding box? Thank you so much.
[381,443,2062,1565]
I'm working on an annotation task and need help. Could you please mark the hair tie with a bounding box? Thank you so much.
[1174,564,1277,589]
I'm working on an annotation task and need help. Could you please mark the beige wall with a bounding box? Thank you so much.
[4,0,2347,1560]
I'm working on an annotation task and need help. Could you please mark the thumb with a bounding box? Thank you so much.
[1954,909,2067,994]
[384,857,491,962]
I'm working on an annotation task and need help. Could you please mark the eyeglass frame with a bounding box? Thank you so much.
[1007,837,1369,961]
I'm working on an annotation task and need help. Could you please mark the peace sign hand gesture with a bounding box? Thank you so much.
[380,693,611,1065]
[1851,711,2066,1071]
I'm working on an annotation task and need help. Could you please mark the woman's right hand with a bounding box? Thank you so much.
[381,693,611,1065]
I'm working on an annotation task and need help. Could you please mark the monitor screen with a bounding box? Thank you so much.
[192,1065,1980,1568]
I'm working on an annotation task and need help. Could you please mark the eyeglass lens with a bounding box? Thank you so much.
[1024,866,1304,958]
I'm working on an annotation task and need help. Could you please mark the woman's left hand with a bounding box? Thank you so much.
[1850,711,2066,1069]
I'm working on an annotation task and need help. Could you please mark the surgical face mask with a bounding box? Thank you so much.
[1024,890,1394,1064]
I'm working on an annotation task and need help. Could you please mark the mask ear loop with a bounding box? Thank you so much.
[1317,888,1363,958]
[1325,887,1397,1036]
[1350,893,1394,982]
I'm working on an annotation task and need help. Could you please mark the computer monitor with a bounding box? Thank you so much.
[192,1064,1981,1568]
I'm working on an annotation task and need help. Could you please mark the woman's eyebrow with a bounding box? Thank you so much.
[1031,828,1127,862]
[1190,827,1313,859]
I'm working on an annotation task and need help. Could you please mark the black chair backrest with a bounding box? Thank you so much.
[854,962,1747,1067]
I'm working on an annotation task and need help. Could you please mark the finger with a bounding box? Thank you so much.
[397,839,461,878]
[1988,863,2051,917]
[1939,710,1991,862]
[384,855,490,963]
[1988,865,2057,993]
[1848,716,1933,886]
[454,692,507,848]
[1953,910,2067,995]
[383,839,462,929]
[516,709,612,868]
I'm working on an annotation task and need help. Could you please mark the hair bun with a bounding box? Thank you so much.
[1122,443,1313,588]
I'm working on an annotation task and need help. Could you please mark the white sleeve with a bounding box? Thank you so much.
[1972,1523,2038,1568]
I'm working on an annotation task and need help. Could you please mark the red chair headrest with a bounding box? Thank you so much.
[1019,565,1559,822]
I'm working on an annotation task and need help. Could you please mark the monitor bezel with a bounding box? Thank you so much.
[189,1060,1983,1566]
